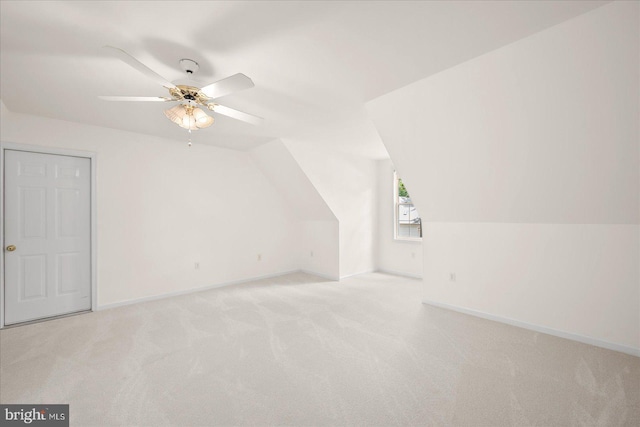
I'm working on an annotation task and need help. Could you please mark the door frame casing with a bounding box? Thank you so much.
[0,142,97,328]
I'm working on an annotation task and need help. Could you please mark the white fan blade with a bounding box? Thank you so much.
[210,104,263,125]
[201,73,254,99]
[103,46,177,89]
[99,96,174,102]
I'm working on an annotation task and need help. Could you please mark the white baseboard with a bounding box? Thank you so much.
[339,270,376,280]
[299,269,339,281]
[377,269,422,280]
[98,270,300,311]
[423,299,640,357]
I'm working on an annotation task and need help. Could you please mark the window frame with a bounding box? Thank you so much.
[393,171,422,242]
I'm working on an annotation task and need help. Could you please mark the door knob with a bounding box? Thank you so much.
[6,245,16,252]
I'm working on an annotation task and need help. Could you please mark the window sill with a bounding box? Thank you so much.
[393,237,423,243]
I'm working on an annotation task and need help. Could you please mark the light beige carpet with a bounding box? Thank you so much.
[1,272,638,426]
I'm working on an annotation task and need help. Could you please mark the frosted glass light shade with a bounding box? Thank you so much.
[164,105,214,130]
[164,105,188,127]
[192,108,214,128]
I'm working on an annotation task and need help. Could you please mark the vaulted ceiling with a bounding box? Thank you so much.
[0,1,608,157]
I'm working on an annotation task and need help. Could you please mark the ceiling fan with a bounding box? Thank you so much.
[99,46,262,145]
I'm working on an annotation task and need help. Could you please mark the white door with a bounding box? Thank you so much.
[4,150,91,325]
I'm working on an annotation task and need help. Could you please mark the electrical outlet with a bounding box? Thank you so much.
[310,251,314,257]
[449,273,456,282]
[257,254,262,261]
[194,262,200,270]
[411,252,416,258]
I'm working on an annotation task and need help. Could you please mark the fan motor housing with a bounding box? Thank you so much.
[169,85,211,107]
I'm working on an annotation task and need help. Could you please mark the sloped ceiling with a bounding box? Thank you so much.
[0,0,608,157]
[251,140,336,221]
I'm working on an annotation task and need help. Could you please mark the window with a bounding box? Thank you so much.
[394,172,422,240]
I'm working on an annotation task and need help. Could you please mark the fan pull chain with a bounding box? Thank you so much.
[188,129,192,147]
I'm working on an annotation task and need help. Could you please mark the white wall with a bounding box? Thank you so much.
[283,139,378,278]
[367,2,639,353]
[1,106,300,307]
[298,220,340,280]
[251,140,339,279]
[376,159,423,278]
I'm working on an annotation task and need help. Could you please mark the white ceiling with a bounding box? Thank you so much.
[0,1,608,158]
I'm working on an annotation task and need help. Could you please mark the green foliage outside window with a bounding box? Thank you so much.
[398,179,409,198]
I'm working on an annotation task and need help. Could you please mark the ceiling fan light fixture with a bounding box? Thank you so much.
[163,104,185,126]
[163,104,213,131]
[192,107,214,128]
[182,114,196,129]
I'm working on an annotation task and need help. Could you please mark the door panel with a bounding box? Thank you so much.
[56,188,81,237]
[56,252,82,294]
[21,187,47,238]
[4,150,91,325]
[20,255,46,300]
